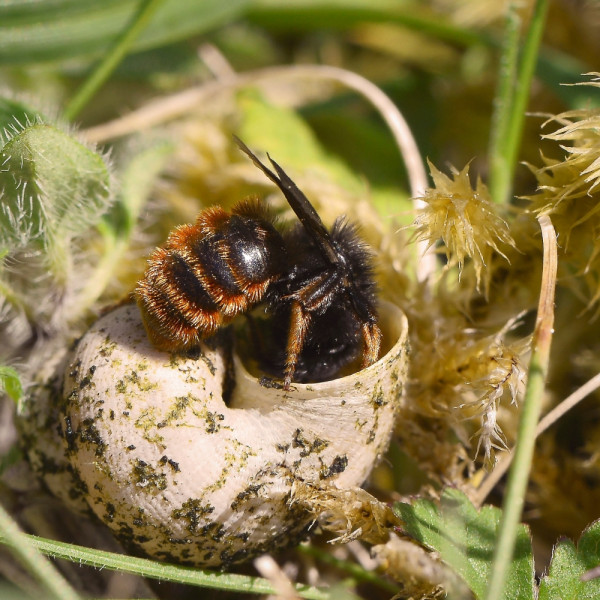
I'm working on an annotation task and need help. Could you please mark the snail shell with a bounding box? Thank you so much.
[60,301,408,568]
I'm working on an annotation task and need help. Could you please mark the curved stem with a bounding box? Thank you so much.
[83,65,427,193]
[0,530,329,600]
[82,64,433,280]
[483,214,557,600]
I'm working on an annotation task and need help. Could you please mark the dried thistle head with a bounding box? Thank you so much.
[397,190,531,480]
[405,298,528,470]
[413,160,516,294]
[529,102,600,220]
[526,73,600,310]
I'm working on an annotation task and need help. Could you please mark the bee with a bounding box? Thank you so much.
[135,137,381,389]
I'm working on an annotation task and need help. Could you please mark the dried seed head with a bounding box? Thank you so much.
[413,160,515,294]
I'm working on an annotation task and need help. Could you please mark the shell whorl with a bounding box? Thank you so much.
[52,301,408,567]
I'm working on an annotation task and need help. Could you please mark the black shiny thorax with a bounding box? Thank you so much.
[226,214,287,284]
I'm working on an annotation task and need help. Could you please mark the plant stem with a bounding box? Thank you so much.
[0,502,81,600]
[63,0,166,122]
[0,531,330,600]
[488,0,550,204]
[484,215,557,600]
[488,4,521,205]
[503,0,549,190]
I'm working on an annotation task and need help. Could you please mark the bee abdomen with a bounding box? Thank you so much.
[136,243,223,351]
[135,201,286,352]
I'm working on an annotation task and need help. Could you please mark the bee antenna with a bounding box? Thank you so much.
[233,135,339,266]
[233,135,280,184]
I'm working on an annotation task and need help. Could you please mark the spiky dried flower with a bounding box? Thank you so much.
[530,77,600,219]
[526,73,600,308]
[413,160,515,294]
[406,298,528,468]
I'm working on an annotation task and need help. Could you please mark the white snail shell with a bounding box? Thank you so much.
[60,301,408,568]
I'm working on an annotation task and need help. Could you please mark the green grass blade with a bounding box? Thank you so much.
[0,0,248,65]
[488,3,521,205]
[484,215,557,600]
[0,532,331,599]
[488,0,550,204]
[64,0,166,121]
[501,0,549,198]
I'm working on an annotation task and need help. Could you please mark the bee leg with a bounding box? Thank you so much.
[283,301,311,390]
[360,321,382,368]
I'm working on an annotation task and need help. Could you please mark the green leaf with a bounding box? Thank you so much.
[0,366,22,402]
[0,0,249,65]
[0,123,111,249]
[396,488,535,600]
[237,89,365,195]
[538,520,600,600]
[236,90,411,218]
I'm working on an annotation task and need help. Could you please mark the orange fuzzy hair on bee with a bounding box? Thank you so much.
[135,198,286,352]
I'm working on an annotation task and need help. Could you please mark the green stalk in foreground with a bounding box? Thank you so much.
[63,0,166,122]
[488,0,550,205]
[0,502,81,600]
[488,3,521,205]
[484,215,557,600]
[0,531,330,600]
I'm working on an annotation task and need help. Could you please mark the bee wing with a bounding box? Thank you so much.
[234,136,339,266]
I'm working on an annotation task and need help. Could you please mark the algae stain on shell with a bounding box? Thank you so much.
[58,301,408,567]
